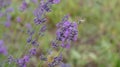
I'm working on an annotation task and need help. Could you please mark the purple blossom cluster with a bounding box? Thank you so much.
[0,0,11,9]
[0,0,79,67]
[0,40,7,55]
[0,0,14,28]
[6,0,62,67]
[29,48,37,56]
[51,15,78,49]
[46,15,78,67]
[57,16,78,40]
[60,63,71,67]
[16,55,30,67]
[16,16,22,23]
[8,47,37,67]
[56,19,78,42]
[5,15,11,27]
[48,54,63,67]
[31,0,38,4]
[19,1,28,11]
[34,0,51,24]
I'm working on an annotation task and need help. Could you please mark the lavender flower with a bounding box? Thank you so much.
[6,14,11,20]
[8,55,14,64]
[34,17,47,25]
[31,0,38,4]
[33,7,45,19]
[23,55,30,62]
[0,47,7,55]
[29,48,36,56]
[51,40,59,48]
[0,12,4,18]
[33,0,59,25]
[25,23,32,29]
[40,25,47,32]
[16,16,21,23]
[31,39,39,46]
[27,36,32,43]
[48,0,61,4]
[56,15,69,28]
[0,40,7,55]
[0,40,4,45]
[61,42,70,48]
[60,63,71,67]
[0,0,4,8]
[5,7,14,13]
[27,29,34,35]
[48,54,63,67]
[4,21,11,27]
[39,25,47,36]
[56,19,78,42]
[26,29,34,43]
[53,0,61,4]
[42,2,52,12]
[4,14,11,27]
[0,0,11,9]
[17,55,30,67]
[19,1,28,11]
[40,54,47,61]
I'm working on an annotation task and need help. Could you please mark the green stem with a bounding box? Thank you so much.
[57,47,64,57]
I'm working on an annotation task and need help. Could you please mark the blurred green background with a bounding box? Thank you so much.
[0,0,120,67]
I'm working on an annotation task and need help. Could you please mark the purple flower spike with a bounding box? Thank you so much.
[55,15,78,49]
[40,54,47,61]
[25,23,32,29]
[0,0,11,8]
[34,18,47,25]
[61,42,71,49]
[53,0,61,4]
[40,25,47,33]
[56,15,69,28]
[31,0,38,4]
[48,0,60,4]
[56,20,78,42]
[17,59,26,67]
[27,36,32,43]
[65,43,70,49]
[16,16,21,23]
[0,12,4,18]
[27,29,34,36]
[6,7,14,13]
[48,54,63,67]
[19,1,28,11]
[8,55,14,64]
[31,39,39,46]
[29,48,37,56]
[0,47,8,55]
[51,40,59,48]
[17,55,29,67]
[60,63,71,67]
[23,55,30,62]
[33,8,44,19]
[42,2,52,12]
[0,40,8,55]
[0,40,4,45]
